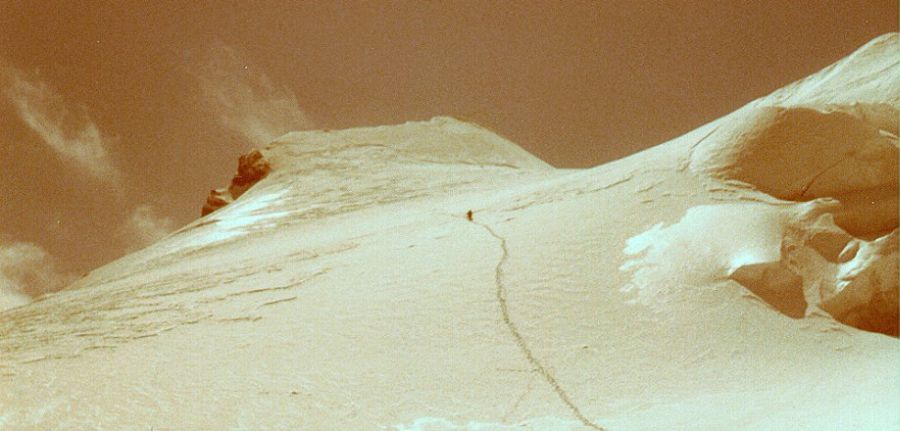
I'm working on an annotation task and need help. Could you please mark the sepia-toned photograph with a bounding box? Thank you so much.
[1,1,897,429]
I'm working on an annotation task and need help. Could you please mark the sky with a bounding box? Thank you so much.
[0,0,896,302]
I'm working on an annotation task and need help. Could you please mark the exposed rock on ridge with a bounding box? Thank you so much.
[201,149,272,216]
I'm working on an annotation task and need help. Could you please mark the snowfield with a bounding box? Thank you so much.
[1,34,898,431]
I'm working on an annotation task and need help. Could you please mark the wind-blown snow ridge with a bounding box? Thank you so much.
[270,116,552,170]
[763,33,900,107]
[623,33,899,336]
[201,117,551,217]
[689,105,897,206]
[185,116,555,248]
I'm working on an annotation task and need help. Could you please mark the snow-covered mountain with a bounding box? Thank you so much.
[1,34,897,431]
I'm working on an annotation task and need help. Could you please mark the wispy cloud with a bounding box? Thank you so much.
[195,44,314,146]
[0,64,123,185]
[0,241,74,312]
[120,204,177,250]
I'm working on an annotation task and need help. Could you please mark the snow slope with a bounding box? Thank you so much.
[1,34,897,430]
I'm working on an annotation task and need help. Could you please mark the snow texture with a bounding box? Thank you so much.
[1,33,898,431]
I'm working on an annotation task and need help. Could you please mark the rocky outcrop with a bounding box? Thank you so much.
[201,149,272,216]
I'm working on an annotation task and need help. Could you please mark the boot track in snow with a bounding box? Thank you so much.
[474,219,606,431]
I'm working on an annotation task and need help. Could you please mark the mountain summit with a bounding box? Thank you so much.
[201,116,552,216]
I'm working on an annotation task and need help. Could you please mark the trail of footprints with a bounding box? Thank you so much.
[474,219,606,431]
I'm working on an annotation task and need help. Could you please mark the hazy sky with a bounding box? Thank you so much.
[0,1,896,290]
